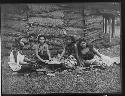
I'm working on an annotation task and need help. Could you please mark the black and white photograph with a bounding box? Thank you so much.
[1,3,121,94]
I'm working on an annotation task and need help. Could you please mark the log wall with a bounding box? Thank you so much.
[1,4,110,57]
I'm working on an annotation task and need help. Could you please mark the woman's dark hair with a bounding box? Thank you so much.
[28,33,36,38]
[77,38,93,55]
[28,33,37,42]
[77,38,88,54]
[70,36,76,43]
[37,34,46,43]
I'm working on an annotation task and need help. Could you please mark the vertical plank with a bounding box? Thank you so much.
[112,17,115,38]
[103,16,105,33]
[82,9,85,26]
[109,18,112,42]
[82,9,86,37]
[105,18,107,34]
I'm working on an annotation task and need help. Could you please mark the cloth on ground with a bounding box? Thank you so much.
[84,54,120,66]
[64,55,77,68]
[101,55,120,66]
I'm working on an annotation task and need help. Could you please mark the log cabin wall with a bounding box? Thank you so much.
[84,15,103,41]
[1,4,85,57]
[84,14,110,44]
[28,4,84,37]
[1,4,111,57]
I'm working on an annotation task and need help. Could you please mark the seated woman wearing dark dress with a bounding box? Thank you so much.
[64,36,83,67]
[35,34,52,67]
[35,35,67,73]
[75,38,105,68]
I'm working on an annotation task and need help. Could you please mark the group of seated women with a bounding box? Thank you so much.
[8,34,120,75]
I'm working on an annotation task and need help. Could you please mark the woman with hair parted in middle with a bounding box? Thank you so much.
[34,34,68,75]
[75,38,106,69]
[34,34,52,67]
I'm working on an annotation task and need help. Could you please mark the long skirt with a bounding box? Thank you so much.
[17,64,35,73]
[80,55,120,67]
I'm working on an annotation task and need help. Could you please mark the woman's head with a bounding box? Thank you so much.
[20,38,28,45]
[28,33,36,41]
[70,36,76,43]
[78,38,87,48]
[80,41,87,48]
[78,38,88,50]
[67,36,76,44]
[37,34,46,44]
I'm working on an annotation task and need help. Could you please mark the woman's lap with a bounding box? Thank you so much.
[18,64,33,73]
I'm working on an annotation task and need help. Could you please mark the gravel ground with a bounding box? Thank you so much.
[2,45,121,94]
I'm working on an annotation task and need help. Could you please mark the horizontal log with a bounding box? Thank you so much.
[65,27,83,31]
[86,30,101,36]
[85,23,103,28]
[84,9,97,15]
[28,4,60,12]
[64,13,83,19]
[48,10,64,18]
[1,36,15,42]
[85,20,103,25]
[84,28,102,32]
[84,15,103,20]
[85,33,100,39]
[3,20,28,32]
[4,13,27,20]
[28,17,64,26]
[29,10,64,19]
[28,26,65,35]
[65,20,83,28]
[85,21,103,26]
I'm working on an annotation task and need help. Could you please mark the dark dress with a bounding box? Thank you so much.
[37,44,67,72]
[78,44,96,67]
[36,44,49,68]
[79,44,95,60]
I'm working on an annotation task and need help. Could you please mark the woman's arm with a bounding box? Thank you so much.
[74,43,83,66]
[24,56,31,62]
[17,54,29,65]
[35,45,46,62]
[58,44,66,60]
[46,44,52,60]
[92,47,102,58]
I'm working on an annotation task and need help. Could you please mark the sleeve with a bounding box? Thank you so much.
[33,44,38,49]
[17,52,25,65]
[45,43,49,50]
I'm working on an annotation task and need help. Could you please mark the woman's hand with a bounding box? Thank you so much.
[44,60,50,63]
[49,57,52,61]
[99,54,104,60]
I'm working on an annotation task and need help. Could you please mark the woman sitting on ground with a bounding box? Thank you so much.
[8,47,36,74]
[35,34,52,67]
[75,38,105,69]
[35,34,68,73]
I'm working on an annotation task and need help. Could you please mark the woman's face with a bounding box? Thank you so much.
[80,41,86,48]
[29,36,34,40]
[39,37,45,44]
[20,38,28,43]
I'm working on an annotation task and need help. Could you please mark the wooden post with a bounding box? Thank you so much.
[112,17,115,38]
[109,18,112,42]
[105,17,107,34]
[82,9,85,26]
[82,9,86,37]
[103,16,105,33]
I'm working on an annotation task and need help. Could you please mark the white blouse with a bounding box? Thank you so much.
[8,51,25,71]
